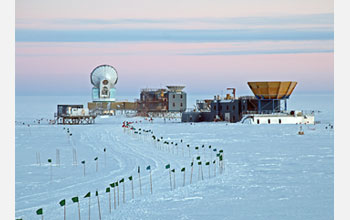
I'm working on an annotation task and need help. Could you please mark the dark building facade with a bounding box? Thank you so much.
[182,97,280,123]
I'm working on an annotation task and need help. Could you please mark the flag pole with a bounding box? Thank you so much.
[96,191,102,220]
[190,160,194,184]
[209,163,211,178]
[95,157,98,172]
[113,185,116,209]
[64,204,66,220]
[104,148,106,168]
[138,166,142,195]
[50,161,52,181]
[198,162,201,181]
[214,160,216,177]
[169,169,172,191]
[131,177,134,199]
[123,181,125,203]
[201,163,204,180]
[88,196,91,220]
[48,159,52,181]
[77,200,81,220]
[173,169,176,189]
[117,181,120,206]
[108,189,111,214]
[183,169,186,187]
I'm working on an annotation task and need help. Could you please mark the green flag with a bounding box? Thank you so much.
[110,183,115,188]
[84,192,91,198]
[213,160,216,164]
[171,169,175,172]
[181,167,185,172]
[171,142,173,144]
[195,147,199,150]
[36,208,43,215]
[209,145,212,149]
[175,143,178,146]
[72,196,79,203]
[106,187,110,193]
[138,166,140,173]
[206,162,210,166]
[128,176,133,181]
[213,148,217,152]
[165,164,170,169]
[198,161,202,165]
[95,191,99,196]
[104,148,106,152]
[59,199,65,206]
[219,155,223,161]
[216,153,220,157]
[191,162,193,167]
[219,150,223,153]
[94,157,98,161]
[146,165,151,170]
[119,178,124,183]
[81,160,85,164]
[202,145,204,148]
[187,144,190,147]
[196,156,200,160]
[48,159,52,163]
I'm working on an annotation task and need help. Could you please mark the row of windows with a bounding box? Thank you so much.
[172,102,184,107]
[172,95,184,99]
[256,119,282,124]
[213,105,236,111]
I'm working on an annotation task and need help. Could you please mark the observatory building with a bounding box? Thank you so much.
[136,86,187,116]
[182,81,314,124]
[88,64,137,115]
[90,64,118,102]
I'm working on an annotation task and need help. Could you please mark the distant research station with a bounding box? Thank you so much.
[54,64,314,125]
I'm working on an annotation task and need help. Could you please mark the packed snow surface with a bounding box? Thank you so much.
[15,94,333,220]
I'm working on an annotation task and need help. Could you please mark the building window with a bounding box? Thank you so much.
[219,106,222,110]
[279,119,282,124]
[173,95,175,99]
[268,119,271,124]
[173,103,175,107]
[180,95,183,99]
[226,105,229,110]
[180,103,183,107]
[233,106,235,111]
[214,106,216,110]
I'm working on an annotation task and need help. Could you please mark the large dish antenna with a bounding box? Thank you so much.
[90,65,118,88]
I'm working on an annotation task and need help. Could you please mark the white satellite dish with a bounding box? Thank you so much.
[90,64,118,101]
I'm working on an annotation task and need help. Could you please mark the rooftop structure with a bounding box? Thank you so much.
[247,81,297,113]
[248,81,297,99]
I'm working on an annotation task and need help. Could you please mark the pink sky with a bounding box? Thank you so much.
[15,0,334,95]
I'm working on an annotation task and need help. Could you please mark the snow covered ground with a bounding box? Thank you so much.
[15,94,333,220]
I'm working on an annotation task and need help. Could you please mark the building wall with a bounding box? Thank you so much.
[168,92,187,112]
[210,100,240,122]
